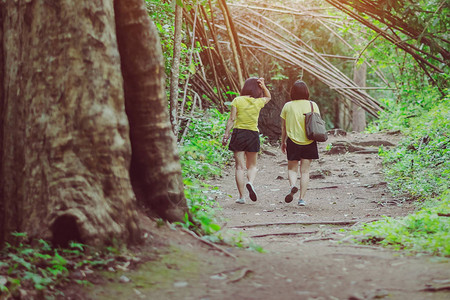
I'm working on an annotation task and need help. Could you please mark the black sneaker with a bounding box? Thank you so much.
[246,182,257,201]
[285,186,299,203]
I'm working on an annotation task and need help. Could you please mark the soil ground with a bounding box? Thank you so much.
[75,132,449,300]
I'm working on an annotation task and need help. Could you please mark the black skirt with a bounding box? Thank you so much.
[228,129,260,152]
[286,138,319,160]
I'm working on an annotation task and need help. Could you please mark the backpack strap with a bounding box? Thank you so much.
[309,100,314,113]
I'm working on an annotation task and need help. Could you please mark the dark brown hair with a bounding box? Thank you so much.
[290,80,310,100]
[240,77,263,98]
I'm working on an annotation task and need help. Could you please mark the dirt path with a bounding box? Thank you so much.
[203,132,450,299]
[80,132,449,300]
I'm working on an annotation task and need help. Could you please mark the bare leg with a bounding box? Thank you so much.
[287,160,299,187]
[299,159,312,200]
[234,151,246,199]
[245,152,258,184]
[284,160,300,203]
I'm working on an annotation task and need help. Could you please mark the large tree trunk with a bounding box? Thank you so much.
[0,0,187,247]
[0,0,140,247]
[114,0,188,222]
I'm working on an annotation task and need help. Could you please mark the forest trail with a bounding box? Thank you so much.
[205,132,450,300]
[80,132,450,300]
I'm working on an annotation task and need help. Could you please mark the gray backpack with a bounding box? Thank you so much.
[304,101,328,142]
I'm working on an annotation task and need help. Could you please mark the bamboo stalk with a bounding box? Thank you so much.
[227,3,339,19]
[184,3,237,110]
[179,91,198,145]
[324,0,447,72]
[246,13,384,110]
[179,2,199,124]
[335,0,449,60]
[218,0,244,87]
[330,87,396,90]
[223,16,382,115]
[205,0,240,93]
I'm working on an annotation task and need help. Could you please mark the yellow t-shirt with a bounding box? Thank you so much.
[280,100,320,145]
[231,96,266,132]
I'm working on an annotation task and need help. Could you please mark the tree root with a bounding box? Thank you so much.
[251,231,319,238]
[180,228,237,260]
[232,220,357,228]
[302,237,334,243]
[227,267,252,283]
[310,185,339,190]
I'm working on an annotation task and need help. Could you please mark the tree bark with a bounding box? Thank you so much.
[0,0,141,246]
[0,0,188,247]
[114,0,188,222]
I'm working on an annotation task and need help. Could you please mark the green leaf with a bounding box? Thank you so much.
[188,63,196,74]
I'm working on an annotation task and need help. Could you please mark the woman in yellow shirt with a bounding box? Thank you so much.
[280,80,320,206]
[222,77,271,204]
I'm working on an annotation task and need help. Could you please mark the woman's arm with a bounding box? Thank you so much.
[257,78,271,104]
[281,118,287,154]
[222,106,237,146]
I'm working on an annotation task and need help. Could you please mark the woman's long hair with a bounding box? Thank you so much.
[240,77,263,98]
[290,80,310,100]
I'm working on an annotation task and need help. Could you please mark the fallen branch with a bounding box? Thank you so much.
[350,218,381,228]
[422,284,450,292]
[232,220,357,228]
[251,231,319,238]
[310,185,339,190]
[328,244,387,251]
[180,228,237,260]
[437,213,450,217]
[302,237,334,243]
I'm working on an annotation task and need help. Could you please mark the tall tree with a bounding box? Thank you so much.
[0,0,187,247]
[352,62,367,132]
[169,0,183,135]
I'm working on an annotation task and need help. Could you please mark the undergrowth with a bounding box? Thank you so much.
[179,108,230,235]
[0,232,131,298]
[354,88,450,256]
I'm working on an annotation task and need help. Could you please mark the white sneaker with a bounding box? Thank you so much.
[235,198,245,204]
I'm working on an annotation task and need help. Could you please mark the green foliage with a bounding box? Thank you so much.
[350,0,449,253]
[0,233,125,298]
[352,192,450,256]
[269,61,289,81]
[355,83,449,256]
[179,108,232,236]
[146,0,206,108]
[376,95,449,199]
[180,108,233,179]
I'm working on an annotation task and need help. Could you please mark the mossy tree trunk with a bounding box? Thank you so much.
[0,0,187,247]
